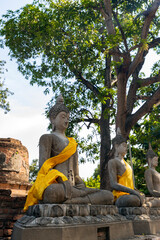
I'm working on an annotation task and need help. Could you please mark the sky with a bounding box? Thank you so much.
[0,0,159,180]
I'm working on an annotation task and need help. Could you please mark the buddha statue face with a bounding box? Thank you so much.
[115,142,127,157]
[149,156,158,168]
[51,111,69,132]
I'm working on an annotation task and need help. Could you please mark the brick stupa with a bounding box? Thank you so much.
[0,138,31,196]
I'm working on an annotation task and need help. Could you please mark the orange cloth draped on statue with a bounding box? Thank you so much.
[24,137,77,212]
[112,159,134,201]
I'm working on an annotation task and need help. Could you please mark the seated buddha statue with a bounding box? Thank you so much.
[144,144,160,207]
[24,95,113,211]
[108,129,145,207]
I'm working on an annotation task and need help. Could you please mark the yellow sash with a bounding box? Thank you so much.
[24,137,77,212]
[113,159,134,201]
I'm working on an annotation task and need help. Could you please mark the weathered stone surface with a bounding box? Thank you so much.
[12,204,160,239]
[118,206,160,221]
[26,204,118,219]
[11,218,135,240]
[0,138,29,184]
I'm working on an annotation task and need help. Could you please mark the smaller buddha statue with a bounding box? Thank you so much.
[24,95,113,211]
[108,129,145,207]
[145,144,160,197]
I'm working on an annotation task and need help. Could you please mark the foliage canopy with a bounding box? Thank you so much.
[1,0,160,188]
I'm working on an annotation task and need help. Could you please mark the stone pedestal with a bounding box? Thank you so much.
[11,204,134,240]
[119,206,160,235]
[12,204,160,239]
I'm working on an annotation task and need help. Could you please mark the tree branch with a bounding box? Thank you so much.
[99,0,121,63]
[102,0,115,35]
[107,50,126,57]
[112,11,129,52]
[149,37,160,49]
[136,95,149,101]
[126,86,160,134]
[73,70,101,97]
[128,0,160,78]
[141,0,160,39]
[72,118,100,125]
[61,56,101,97]
[138,72,160,87]
[127,72,160,115]
[128,43,142,53]
[127,37,160,54]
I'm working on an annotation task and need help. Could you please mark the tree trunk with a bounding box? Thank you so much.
[100,102,111,190]
[116,70,128,138]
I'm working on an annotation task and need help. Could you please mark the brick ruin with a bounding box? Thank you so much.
[0,138,31,239]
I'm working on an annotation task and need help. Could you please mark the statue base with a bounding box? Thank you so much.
[11,204,134,240]
[12,204,160,239]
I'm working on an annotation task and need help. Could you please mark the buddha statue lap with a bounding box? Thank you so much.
[24,95,113,211]
[108,130,145,207]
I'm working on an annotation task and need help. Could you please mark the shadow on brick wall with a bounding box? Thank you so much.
[0,189,26,240]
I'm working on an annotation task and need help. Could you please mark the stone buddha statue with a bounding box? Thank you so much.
[24,95,113,211]
[145,144,160,198]
[108,129,145,207]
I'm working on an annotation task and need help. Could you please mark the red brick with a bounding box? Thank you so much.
[12,202,25,209]
[0,221,4,228]
[0,229,4,237]
[0,189,11,196]
[5,221,14,229]
[13,196,26,202]
[0,195,11,201]
[3,229,12,236]
[0,214,13,220]
[0,201,13,208]
[13,214,23,221]
[0,208,13,214]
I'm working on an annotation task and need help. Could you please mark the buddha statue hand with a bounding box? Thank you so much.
[151,190,160,198]
[75,175,86,189]
[134,190,145,205]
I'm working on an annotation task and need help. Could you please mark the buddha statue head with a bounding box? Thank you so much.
[49,95,69,131]
[146,143,158,168]
[112,128,127,158]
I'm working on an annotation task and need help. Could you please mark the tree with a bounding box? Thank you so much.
[84,175,100,189]
[29,158,39,182]
[0,59,13,113]
[1,0,159,189]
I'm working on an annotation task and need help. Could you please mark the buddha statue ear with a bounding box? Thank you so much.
[52,123,55,131]
[117,127,121,135]
[50,116,55,131]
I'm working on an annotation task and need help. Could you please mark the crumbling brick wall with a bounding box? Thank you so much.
[0,189,26,240]
[0,138,29,184]
[0,138,31,239]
